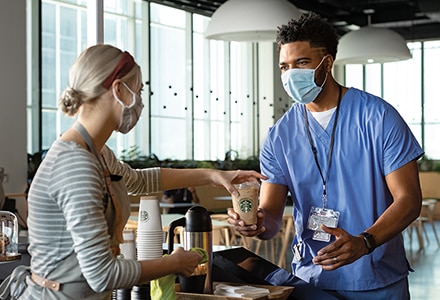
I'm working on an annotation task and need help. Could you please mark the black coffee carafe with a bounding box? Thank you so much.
[168,206,213,294]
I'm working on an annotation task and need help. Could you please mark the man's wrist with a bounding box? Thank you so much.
[359,232,376,254]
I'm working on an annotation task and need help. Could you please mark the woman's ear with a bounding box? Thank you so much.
[111,79,123,93]
[111,80,129,104]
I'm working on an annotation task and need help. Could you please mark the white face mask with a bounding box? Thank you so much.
[281,56,328,104]
[113,82,144,134]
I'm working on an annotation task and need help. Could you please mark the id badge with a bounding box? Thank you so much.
[307,206,340,242]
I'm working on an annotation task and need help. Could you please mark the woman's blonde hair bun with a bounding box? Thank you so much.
[59,87,83,116]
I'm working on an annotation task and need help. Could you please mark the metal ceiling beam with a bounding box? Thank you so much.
[394,23,440,41]
[145,0,440,41]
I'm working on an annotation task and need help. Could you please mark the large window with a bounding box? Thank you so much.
[229,43,255,159]
[39,0,87,151]
[37,0,143,154]
[149,4,191,160]
[344,41,440,159]
[422,41,440,158]
[193,14,216,160]
[102,0,144,155]
[30,0,440,161]
[31,0,257,161]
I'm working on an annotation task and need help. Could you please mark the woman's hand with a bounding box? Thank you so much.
[211,170,267,197]
[139,247,203,283]
[160,168,267,193]
[170,247,203,277]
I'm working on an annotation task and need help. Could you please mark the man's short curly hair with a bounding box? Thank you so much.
[276,12,339,59]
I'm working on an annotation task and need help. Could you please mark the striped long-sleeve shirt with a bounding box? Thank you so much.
[26,140,161,297]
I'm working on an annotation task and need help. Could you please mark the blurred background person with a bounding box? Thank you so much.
[161,187,199,214]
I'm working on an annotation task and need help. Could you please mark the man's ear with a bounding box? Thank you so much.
[325,55,334,72]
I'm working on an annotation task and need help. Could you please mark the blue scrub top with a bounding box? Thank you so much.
[260,87,424,291]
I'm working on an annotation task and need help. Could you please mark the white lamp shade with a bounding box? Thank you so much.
[206,0,302,42]
[335,26,412,64]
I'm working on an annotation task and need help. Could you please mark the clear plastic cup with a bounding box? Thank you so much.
[231,182,260,225]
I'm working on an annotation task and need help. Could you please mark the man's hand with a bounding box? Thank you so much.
[312,225,368,270]
[227,207,266,237]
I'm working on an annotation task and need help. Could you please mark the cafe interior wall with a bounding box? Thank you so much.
[0,0,28,221]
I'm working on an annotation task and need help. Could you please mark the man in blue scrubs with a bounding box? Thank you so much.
[228,13,424,299]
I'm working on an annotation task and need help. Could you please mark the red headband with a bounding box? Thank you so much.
[102,51,136,89]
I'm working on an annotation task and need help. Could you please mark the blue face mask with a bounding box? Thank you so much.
[281,56,328,104]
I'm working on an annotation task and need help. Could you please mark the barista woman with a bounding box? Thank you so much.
[16,44,265,299]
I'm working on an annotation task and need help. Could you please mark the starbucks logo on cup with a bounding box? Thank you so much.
[140,210,150,222]
[239,199,253,213]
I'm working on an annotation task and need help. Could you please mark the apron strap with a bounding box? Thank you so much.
[73,122,124,243]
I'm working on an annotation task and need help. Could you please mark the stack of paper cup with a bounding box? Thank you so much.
[119,229,136,260]
[136,196,164,260]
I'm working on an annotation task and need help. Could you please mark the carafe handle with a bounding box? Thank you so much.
[167,217,186,254]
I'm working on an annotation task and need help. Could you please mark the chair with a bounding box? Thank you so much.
[210,209,295,268]
[406,217,425,251]
[405,199,439,251]
[419,199,439,247]
[277,215,295,268]
[210,214,235,247]
[239,215,293,267]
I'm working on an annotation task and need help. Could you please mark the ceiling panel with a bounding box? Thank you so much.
[148,0,440,41]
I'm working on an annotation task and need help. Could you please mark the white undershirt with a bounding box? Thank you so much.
[310,107,337,129]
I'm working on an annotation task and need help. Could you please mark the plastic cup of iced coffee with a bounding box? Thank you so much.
[231,182,260,225]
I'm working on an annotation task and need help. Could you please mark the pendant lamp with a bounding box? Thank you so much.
[335,26,412,65]
[206,0,302,42]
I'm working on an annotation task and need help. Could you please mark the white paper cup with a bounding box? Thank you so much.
[119,229,136,260]
[137,197,162,231]
[137,245,163,260]
[136,228,164,260]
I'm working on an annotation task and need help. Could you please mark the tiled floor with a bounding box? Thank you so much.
[405,220,440,300]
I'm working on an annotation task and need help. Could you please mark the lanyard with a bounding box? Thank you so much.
[303,85,342,209]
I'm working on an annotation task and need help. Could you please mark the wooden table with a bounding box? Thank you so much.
[130,202,197,214]
[176,282,294,300]
[160,202,199,214]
